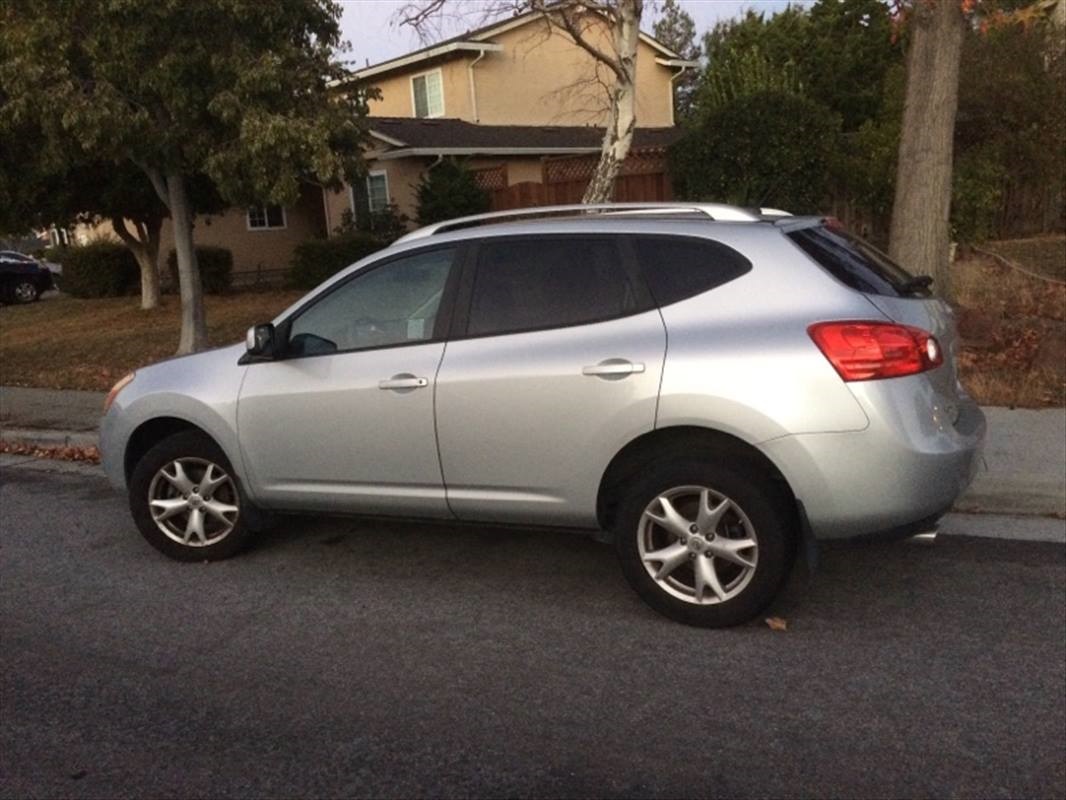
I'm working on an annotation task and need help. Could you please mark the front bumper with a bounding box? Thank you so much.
[99,406,128,491]
[763,380,986,541]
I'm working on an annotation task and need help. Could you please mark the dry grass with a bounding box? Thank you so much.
[981,235,1066,282]
[0,290,303,391]
[954,250,1066,322]
[953,234,1066,408]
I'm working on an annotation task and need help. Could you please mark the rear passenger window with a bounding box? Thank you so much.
[466,238,642,336]
[633,236,751,307]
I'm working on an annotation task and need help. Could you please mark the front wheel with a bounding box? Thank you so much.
[614,459,796,628]
[12,279,40,303]
[128,430,254,561]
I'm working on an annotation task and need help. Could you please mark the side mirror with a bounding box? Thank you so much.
[245,323,276,358]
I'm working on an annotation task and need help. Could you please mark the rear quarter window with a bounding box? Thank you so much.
[787,225,919,297]
[633,235,752,307]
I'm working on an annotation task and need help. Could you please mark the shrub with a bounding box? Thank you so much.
[415,159,490,225]
[166,246,233,294]
[59,242,139,298]
[288,233,388,289]
[669,89,841,214]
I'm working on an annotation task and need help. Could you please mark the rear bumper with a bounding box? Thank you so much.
[763,381,985,540]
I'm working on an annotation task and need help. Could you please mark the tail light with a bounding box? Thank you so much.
[808,321,942,381]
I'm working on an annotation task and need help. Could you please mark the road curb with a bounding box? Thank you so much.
[0,426,99,449]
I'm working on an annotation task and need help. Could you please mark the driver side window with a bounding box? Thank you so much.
[287,247,455,357]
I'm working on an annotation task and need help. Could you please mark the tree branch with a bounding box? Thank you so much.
[534,1,625,79]
[133,159,170,209]
[111,215,143,250]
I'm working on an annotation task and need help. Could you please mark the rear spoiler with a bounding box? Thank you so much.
[772,215,826,233]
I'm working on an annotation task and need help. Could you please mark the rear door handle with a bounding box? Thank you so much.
[582,359,645,377]
[378,374,429,390]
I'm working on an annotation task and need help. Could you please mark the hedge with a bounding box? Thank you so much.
[59,243,139,298]
[288,233,388,290]
[166,246,233,294]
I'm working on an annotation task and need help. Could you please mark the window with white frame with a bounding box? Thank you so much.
[367,172,390,213]
[247,204,286,230]
[411,70,444,118]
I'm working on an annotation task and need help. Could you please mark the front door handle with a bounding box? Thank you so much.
[378,374,429,391]
[582,359,645,378]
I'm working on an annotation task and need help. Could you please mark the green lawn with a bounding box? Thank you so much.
[0,290,303,391]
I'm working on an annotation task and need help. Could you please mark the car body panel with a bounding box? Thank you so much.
[435,308,667,527]
[236,342,451,518]
[101,345,249,492]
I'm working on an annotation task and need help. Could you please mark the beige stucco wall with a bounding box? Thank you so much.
[369,60,475,120]
[74,184,327,276]
[473,23,674,126]
[365,18,676,127]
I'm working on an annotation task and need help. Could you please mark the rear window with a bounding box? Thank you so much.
[787,225,920,297]
[633,236,751,307]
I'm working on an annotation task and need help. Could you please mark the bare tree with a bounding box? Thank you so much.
[398,0,645,203]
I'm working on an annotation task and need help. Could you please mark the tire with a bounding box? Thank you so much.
[12,279,39,304]
[128,430,254,561]
[614,457,796,628]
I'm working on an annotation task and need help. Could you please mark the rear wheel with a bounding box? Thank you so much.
[12,279,39,303]
[128,430,254,561]
[615,458,796,627]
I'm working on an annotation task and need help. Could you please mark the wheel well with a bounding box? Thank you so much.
[596,426,797,532]
[124,417,211,481]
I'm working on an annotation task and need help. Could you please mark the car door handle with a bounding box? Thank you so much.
[378,375,429,390]
[582,359,645,377]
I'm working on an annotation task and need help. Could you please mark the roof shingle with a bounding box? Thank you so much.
[369,117,680,152]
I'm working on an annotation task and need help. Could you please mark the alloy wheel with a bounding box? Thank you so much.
[637,485,759,605]
[147,457,240,546]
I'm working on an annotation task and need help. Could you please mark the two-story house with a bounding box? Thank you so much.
[323,8,696,232]
[73,8,694,281]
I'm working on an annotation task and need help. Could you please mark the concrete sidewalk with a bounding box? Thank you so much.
[1,384,1064,518]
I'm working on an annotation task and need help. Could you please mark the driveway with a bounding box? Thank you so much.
[1,466,1064,798]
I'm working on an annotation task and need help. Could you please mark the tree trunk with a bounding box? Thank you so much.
[888,0,966,300]
[166,172,208,354]
[582,0,641,203]
[112,215,162,310]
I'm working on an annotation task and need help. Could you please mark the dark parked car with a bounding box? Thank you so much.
[0,251,54,304]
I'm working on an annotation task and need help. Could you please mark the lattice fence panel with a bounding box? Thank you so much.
[472,165,508,192]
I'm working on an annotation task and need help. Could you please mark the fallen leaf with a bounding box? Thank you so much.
[765,616,788,632]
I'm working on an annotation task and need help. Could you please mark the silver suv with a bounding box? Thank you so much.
[100,203,986,627]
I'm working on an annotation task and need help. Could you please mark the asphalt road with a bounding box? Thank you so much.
[2,466,1064,799]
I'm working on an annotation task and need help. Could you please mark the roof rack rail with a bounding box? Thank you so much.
[394,202,765,244]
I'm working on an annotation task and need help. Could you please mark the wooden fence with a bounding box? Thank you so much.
[484,150,672,211]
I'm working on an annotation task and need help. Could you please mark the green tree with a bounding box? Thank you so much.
[415,160,491,226]
[653,0,701,118]
[952,20,1066,239]
[670,90,841,213]
[1,0,373,353]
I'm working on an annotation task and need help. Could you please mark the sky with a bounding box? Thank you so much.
[336,0,799,68]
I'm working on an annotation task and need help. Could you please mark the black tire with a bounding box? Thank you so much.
[614,457,796,628]
[12,279,39,303]
[128,430,254,561]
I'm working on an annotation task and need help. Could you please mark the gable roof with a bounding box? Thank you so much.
[367,116,680,159]
[352,7,684,81]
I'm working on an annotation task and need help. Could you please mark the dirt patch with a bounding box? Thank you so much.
[954,236,1066,408]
